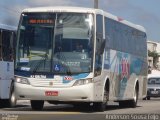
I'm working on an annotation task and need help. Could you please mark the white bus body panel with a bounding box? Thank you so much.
[0,62,14,99]
[105,49,147,101]
[15,73,98,102]
[15,83,94,101]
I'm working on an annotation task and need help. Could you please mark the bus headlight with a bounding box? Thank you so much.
[15,77,30,85]
[73,78,92,86]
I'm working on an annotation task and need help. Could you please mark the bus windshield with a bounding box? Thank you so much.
[15,13,94,75]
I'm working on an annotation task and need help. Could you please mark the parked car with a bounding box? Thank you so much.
[146,73,160,100]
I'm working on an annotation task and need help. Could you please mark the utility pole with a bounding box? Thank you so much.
[94,0,99,9]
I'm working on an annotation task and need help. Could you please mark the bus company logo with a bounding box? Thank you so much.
[64,76,73,81]
[121,58,130,79]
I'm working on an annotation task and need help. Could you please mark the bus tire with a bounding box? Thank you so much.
[94,87,108,112]
[119,85,138,108]
[129,85,139,108]
[6,83,17,108]
[31,100,44,111]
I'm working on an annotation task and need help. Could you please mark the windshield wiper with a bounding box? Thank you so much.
[31,53,48,75]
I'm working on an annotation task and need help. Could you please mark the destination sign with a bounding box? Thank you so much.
[29,19,54,24]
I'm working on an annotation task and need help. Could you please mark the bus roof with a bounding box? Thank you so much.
[23,6,100,13]
[0,23,17,31]
[22,6,146,33]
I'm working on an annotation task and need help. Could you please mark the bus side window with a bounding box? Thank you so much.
[2,30,12,61]
[95,14,103,76]
[10,32,14,60]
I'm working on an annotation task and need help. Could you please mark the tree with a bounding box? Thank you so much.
[148,50,160,68]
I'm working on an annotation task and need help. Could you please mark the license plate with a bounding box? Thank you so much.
[151,91,158,94]
[45,91,58,96]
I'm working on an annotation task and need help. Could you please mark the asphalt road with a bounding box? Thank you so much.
[0,98,160,120]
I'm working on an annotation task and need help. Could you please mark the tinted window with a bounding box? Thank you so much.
[95,14,103,76]
[96,15,103,34]
[1,30,14,61]
[105,17,147,57]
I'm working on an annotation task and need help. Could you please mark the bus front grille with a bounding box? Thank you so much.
[29,79,63,87]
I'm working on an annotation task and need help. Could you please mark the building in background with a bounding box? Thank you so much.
[147,41,157,52]
[147,40,160,70]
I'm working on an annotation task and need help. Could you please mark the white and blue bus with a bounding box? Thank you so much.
[14,6,148,111]
[0,24,16,107]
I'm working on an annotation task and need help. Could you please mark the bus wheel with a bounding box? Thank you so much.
[31,100,44,111]
[6,84,17,108]
[129,86,138,108]
[94,88,108,112]
[119,86,138,108]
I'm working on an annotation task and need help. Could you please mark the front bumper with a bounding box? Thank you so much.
[15,83,94,102]
[147,90,160,97]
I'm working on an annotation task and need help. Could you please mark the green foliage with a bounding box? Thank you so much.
[148,50,159,58]
[148,50,160,68]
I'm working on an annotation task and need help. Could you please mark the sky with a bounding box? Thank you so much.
[0,0,160,42]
